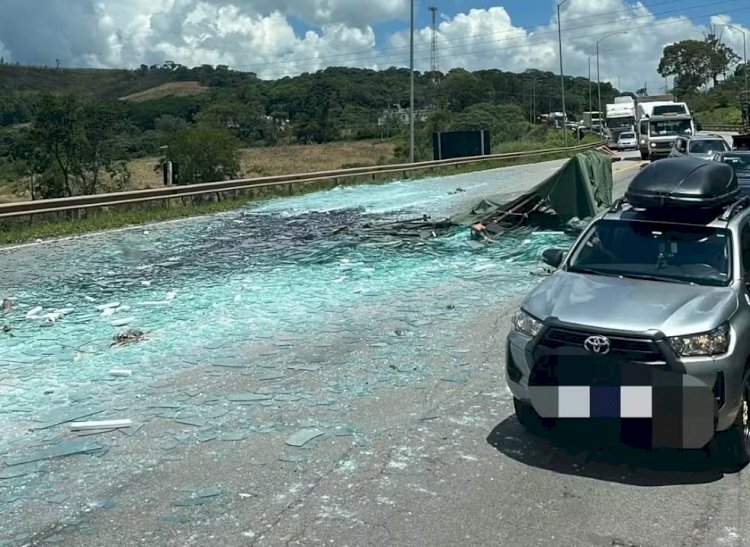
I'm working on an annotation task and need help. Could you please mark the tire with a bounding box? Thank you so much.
[640,150,648,160]
[711,373,750,470]
[513,397,556,433]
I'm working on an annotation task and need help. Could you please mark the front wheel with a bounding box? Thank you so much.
[513,397,556,433]
[711,374,750,470]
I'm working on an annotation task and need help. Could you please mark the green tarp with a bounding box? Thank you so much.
[545,149,614,222]
[449,149,614,227]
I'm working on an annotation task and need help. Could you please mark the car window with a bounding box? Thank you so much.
[567,219,732,286]
[689,139,729,154]
[722,155,750,174]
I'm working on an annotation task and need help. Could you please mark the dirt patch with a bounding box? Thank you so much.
[239,141,396,178]
[119,81,208,102]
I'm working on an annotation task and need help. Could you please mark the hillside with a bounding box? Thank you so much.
[0,64,184,100]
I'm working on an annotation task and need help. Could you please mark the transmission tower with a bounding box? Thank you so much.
[429,6,439,81]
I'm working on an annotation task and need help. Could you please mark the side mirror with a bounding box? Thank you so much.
[542,248,564,269]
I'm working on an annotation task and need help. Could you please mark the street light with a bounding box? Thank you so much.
[716,23,748,96]
[596,30,628,133]
[557,0,569,146]
[409,0,415,164]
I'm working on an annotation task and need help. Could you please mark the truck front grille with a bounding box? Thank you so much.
[540,327,663,362]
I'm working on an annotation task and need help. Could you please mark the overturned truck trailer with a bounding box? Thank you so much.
[332,149,614,242]
[457,149,614,239]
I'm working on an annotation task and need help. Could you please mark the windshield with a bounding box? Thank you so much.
[609,118,634,129]
[690,139,729,154]
[567,219,732,286]
[652,105,687,116]
[619,132,635,139]
[721,154,750,173]
[649,119,692,136]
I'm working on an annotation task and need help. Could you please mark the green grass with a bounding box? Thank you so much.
[695,106,743,126]
[0,143,602,246]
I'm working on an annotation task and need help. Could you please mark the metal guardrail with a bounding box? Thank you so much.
[700,124,744,132]
[0,140,606,220]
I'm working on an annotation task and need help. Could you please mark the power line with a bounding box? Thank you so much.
[251,5,750,79]
[222,1,749,75]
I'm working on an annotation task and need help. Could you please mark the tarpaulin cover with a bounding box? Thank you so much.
[447,149,614,227]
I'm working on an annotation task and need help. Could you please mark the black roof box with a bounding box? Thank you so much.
[625,157,739,209]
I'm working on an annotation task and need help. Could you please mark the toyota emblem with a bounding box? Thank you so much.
[584,335,611,354]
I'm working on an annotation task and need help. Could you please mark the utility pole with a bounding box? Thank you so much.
[596,31,628,129]
[429,6,439,83]
[409,0,415,164]
[588,56,592,112]
[557,0,569,146]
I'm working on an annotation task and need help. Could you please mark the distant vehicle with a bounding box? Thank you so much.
[581,111,602,131]
[616,131,637,151]
[507,158,750,467]
[733,91,750,151]
[606,97,635,143]
[712,151,750,194]
[633,94,695,160]
[670,135,731,160]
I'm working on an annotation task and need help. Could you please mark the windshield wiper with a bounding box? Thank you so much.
[617,273,694,285]
[567,266,621,277]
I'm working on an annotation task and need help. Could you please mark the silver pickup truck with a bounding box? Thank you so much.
[507,157,750,468]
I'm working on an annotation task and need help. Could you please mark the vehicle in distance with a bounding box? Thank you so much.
[616,131,637,151]
[506,157,750,467]
[670,134,731,160]
[713,151,750,195]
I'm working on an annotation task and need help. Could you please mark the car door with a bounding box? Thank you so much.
[740,220,750,305]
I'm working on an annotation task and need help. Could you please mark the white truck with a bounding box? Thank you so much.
[605,97,635,143]
[581,111,602,130]
[634,95,695,160]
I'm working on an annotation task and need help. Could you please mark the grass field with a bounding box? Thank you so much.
[127,140,399,189]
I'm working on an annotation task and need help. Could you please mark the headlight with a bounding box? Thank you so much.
[650,142,657,148]
[640,139,646,144]
[667,324,730,357]
[512,309,543,337]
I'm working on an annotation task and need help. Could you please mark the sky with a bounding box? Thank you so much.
[0,0,748,93]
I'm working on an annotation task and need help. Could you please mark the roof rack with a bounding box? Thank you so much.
[609,197,625,213]
[719,196,750,221]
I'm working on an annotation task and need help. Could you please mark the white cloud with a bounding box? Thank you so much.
[388,1,743,94]
[0,0,746,90]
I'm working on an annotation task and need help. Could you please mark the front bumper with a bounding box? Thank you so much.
[506,321,742,449]
[649,147,673,160]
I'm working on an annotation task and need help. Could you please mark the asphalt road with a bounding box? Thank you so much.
[10,157,746,547]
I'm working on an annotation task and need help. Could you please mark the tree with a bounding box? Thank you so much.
[166,126,240,185]
[30,95,130,197]
[705,34,740,85]
[658,38,740,92]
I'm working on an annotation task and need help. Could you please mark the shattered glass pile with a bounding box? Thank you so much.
[0,164,573,538]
